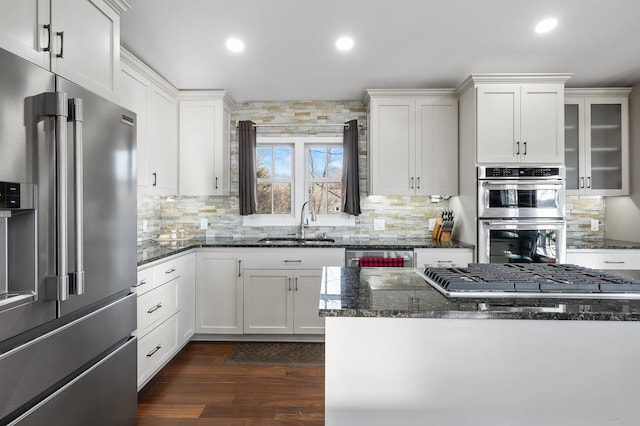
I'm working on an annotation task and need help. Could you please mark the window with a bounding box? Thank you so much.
[244,136,355,227]
[256,145,293,214]
[306,145,343,214]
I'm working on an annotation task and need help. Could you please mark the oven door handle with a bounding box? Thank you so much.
[481,180,564,188]
[484,220,565,227]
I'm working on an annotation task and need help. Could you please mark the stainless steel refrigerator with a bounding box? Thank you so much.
[0,47,137,425]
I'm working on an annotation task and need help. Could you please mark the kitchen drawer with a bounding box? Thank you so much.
[137,280,179,338]
[415,248,474,269]
[566,250,640,270]
[137,314,179,390]
[242,248,345,270]
[134,267,155,295]
[154,257,182,286]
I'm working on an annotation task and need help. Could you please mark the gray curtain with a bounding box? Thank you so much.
[341,119,361,216]
[238,120,258,215]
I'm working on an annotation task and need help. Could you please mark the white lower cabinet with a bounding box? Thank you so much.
[242,248,345,335]
[415,248,474,269]
[195,250,244,334]
[135,251,195,390]
[137,315,179,389]
[566,249,640,270]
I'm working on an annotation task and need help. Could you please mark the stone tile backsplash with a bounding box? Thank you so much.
[135,100,608,244]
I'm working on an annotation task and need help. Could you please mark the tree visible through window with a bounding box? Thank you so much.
[307,146,343,214]
[256,145,293,214]
[255,141,343,216]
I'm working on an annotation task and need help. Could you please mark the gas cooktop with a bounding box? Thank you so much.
[419,263,640,300]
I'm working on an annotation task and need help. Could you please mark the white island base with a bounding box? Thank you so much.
[325,317,640,426]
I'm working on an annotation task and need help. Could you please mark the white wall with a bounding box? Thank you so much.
[605,83,640,242]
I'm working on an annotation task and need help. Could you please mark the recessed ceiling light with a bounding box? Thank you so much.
[226,38,245,53]
[335,36,354,51]
[535,18,558,34]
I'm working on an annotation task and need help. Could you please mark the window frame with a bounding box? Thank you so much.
[243,136,356,228]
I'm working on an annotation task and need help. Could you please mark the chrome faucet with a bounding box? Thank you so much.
[299,201,317,239]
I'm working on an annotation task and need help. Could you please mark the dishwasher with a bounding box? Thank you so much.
[345,249,415,268]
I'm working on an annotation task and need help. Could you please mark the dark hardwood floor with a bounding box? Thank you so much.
[137,342,325,425]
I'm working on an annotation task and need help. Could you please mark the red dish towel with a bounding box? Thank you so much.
[359,257,405,267]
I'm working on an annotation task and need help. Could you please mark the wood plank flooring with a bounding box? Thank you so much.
[137,342,325,425]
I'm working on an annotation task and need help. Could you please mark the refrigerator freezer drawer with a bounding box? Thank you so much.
[9,337,137,426]
[0,293,136,423]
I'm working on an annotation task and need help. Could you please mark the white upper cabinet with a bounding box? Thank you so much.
[120,48,179,194]
[0,0,50,68]
[0,0,127,102]
[366,90,458,196]
[178,92,234,195]
[476,83,566,164]
[564,88,631,196]
[458,74,571,165]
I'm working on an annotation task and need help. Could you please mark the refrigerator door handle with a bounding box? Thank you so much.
[53,92,70,301]
[68,98,85,295]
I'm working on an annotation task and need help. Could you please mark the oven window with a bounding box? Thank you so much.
[489,229,558,263]
[488,189,557,209]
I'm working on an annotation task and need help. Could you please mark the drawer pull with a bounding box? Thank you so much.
[165,267,177,274]
[134,279,147,287]
[147,303,162,314]
[146,345,162,358]
[604,261,625,264]
[437,260,452,263]
[284,260,302,263]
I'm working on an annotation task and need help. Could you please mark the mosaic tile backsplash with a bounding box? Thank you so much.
[136,100,607,244]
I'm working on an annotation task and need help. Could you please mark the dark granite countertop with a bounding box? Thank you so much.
[137,237,474,266]
[567,239,640,250]
[319,267,640,321]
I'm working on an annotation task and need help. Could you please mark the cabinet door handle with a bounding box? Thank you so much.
[415,298,420,310]
[523,141,527,155]
[238,259,242,277]
[56,31,64,58]
[284,259,302,263]
[295,277,298,291]
[409,296,414,309]
[416,177,420,189]
[42,24,51,52]
[516,141,520,155]
[587,176,591,188]
[215,176,219,189]
[410,177,414,189]
[147,303,162,314]
[288,278,292,291]
[580,177,585,188]
[146,345,162,358]
[152,172,157,186]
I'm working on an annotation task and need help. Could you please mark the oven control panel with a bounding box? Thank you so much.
[479,167,564,179]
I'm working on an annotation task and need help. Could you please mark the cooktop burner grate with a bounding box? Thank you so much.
[421,263,640,299]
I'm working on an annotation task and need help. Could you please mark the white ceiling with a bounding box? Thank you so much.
[120,0,640,102]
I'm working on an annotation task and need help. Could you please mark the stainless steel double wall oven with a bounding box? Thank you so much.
[477,166,566,264]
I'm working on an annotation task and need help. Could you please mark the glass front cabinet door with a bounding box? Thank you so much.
[564,88,631,196]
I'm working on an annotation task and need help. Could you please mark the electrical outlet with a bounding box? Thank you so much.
[142,220,148,232]
[373,219,385,231]
[200,217,208,230]
[591,219,599,231]
[428,218,436,231]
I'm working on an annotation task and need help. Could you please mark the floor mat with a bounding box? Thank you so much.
[224,342,325,367]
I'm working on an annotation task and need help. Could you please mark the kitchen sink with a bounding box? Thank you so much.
[257,237,335,245]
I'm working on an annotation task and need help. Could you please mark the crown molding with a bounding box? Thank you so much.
[103,0,131,14]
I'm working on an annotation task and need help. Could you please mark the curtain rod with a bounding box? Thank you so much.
[235,122,364,129]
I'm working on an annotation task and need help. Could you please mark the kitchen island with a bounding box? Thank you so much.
[320,267,640,426]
